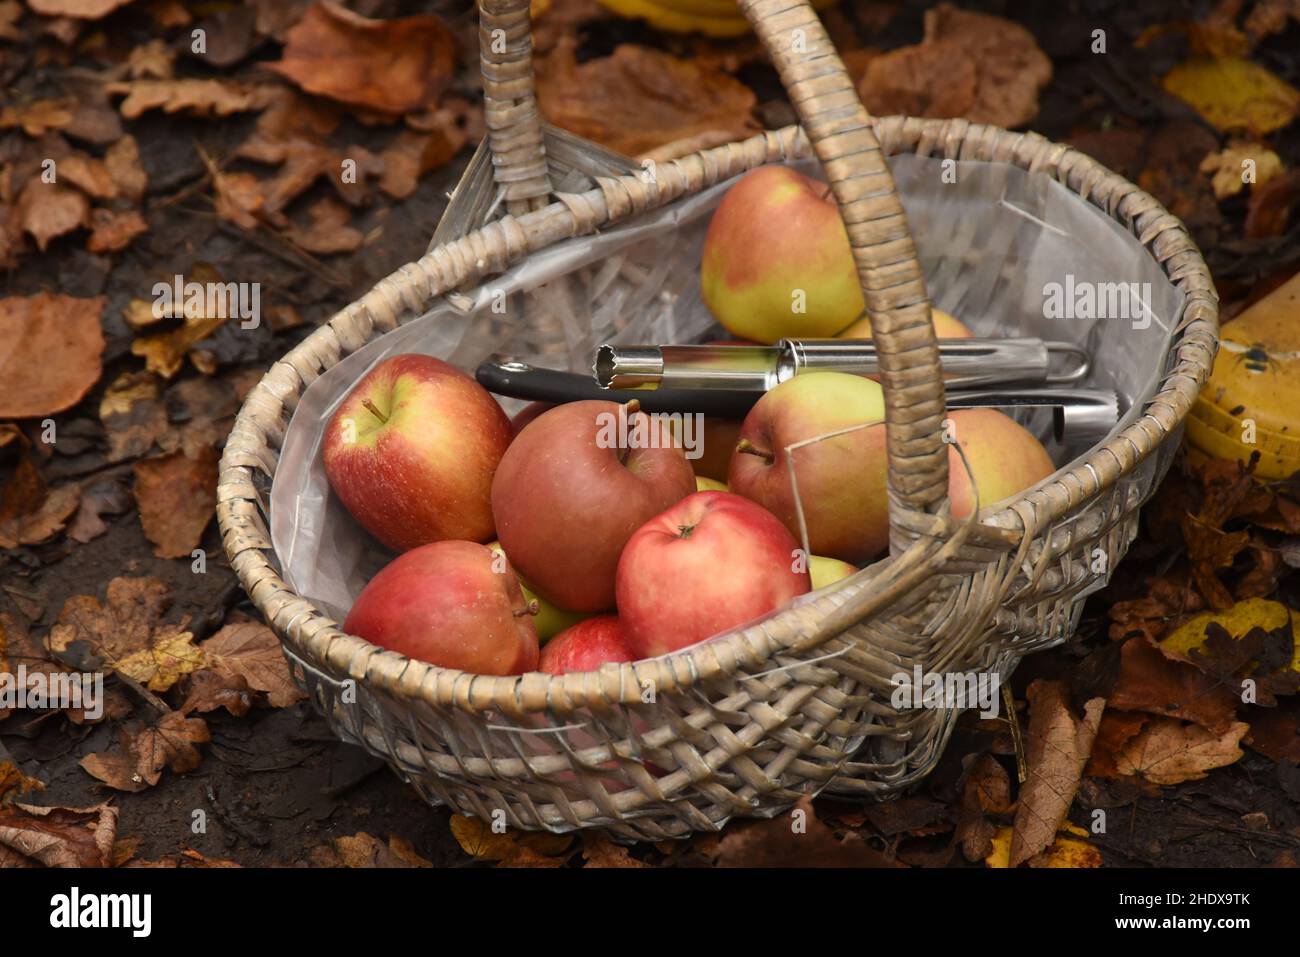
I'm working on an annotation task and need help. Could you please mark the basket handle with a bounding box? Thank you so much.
[739,0,948,553]
[477,0,949,552]
[479,0,553,213]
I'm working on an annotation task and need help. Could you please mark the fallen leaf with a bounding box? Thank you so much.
[0,743,44,802]
[1109,573,1205,643]
[378,129,461,200]
[449,815,573,862]
[127,38,175,79]
[581,836,648,868]
[1111,636,1241,731]
[857,3,1050,128]
[1084,710,1149,778]
[0,99,74,136]
[104,135,147,202]
[86,208,147,253]
[26,0,134,18]
[66,477,132,543]
[129,264,238,378]
[1114,717,1249,785]
[16,180,89,251]
[212,170,265,230]
[1009,681,1104,867]
[267,1,457,115]
[1201,142,1284,199]
[99,371,168,461]
[80,711,210,791]
[857,40,977,121]
[283,197,363,254]
[189,5,257,68]
[537,39,758,157]
[1163,56,1300,135]
[987,822,1101,868]
[0,613,112,724]
[107,78,275,120]
[1161,597,1300,705]
[955,752,1013,861]
[714,795,901,867]
[1243,698,1300,762]
[132,446,218,559]
[193,621,303,708]
[0,293,104,419]
[0,481,81,550]
[0,802,117,867]
[180,669,252,717]
[47,576,204,692]
[0,1,20,40]
[310,832,432,867]
[57,153,117,199]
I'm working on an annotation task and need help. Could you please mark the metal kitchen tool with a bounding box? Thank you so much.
[475,356,1120,444]
[594,337,1091,391]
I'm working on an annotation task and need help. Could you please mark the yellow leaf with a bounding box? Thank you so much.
[115,632,206,691]
[1163,56,1300,135]
[1162,597,1300,673]
[1199,142,1284,199]
[448,814,572,861]
[985,822,1100,868]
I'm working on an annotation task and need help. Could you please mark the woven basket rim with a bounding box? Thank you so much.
[217,117,1219,717]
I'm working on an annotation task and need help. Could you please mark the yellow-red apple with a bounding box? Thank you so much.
[343,540,538,675]
[945,408,1056,517]
[810,555,858,590]
[616,491,811,658]
[837,307,973,341]
[323,354,511,552]
[700,166,864,343]
[491,400,696,613]
[728,372,890,563]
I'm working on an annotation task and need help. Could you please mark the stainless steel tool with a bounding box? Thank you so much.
[475,356,1120,444]
[594,337,1091,391]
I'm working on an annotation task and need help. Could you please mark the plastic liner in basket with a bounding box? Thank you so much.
[270,152,1185,625]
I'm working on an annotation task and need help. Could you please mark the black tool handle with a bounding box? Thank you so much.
[476,359,761,418]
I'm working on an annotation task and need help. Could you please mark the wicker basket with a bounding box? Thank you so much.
[217,0,1219,840]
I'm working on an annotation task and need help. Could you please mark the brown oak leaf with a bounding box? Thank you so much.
[0,292,104,419]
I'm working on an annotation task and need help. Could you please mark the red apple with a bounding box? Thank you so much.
[539,615,635,675]
[343,540,538,675]
[616,491,811,658]
[728,371,889,563]
[701,166,864,343]
[323,354,512,552]
[510,401,553,437]
[491,400,697,612]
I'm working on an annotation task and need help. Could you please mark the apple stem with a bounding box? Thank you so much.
[737,438,775,465]
[820,183,835,201]
[515,600,540,618]
[619,399,642,465]
[361,398,388,424]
